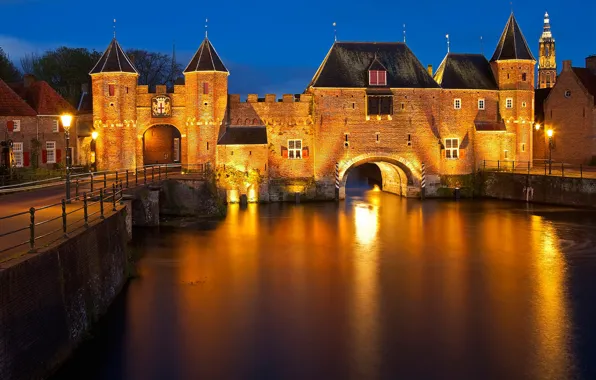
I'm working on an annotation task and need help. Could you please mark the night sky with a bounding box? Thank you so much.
[1,0,595,95]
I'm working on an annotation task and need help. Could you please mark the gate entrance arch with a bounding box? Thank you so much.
[143,124,181,165]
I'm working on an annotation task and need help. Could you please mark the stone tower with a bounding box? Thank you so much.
[183,37,229,169]
[490,13,536,163]
[538,12,556,89]
[90,38,138,170]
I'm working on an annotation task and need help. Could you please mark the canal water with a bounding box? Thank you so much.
[52,189,596,380]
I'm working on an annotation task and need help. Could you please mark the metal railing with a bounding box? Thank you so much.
[481,160,596,179]
[0,163,208,261]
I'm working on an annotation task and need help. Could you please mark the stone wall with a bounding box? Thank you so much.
[482,172,596,207]
[0,208,130,380]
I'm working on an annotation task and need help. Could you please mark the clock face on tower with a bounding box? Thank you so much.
[152,95,172,118]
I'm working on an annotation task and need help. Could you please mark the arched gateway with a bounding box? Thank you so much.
[142,124,182,165]
[338,154,422,198]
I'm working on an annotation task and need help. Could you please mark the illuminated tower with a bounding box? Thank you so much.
[491,13,536,163]
[538,12,556,89]
[90,37,138,170]
[183,37,229,167]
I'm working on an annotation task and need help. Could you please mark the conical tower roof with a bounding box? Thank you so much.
[90,38,138,74]
[491,13,535,61]
[184,38,228,73]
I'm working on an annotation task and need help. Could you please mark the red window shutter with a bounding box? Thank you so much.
[42,150,47,163]
[203,82,209,94]
[56,149,62,163]
[459,149,466,159]
[281,147,288,158]
[23,152,30,167]
[6,120,14,132]
[108,84,115,96]
[302,147,309,159]
[380,71,387,85]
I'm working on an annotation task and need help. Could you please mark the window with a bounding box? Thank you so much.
[522,102,527,108]
[506,98,513,109]
[367,96,393,115]
[13,120,21,132]
[52,120,59,133]
[173,138,180,162]
[203,82,209,94]
[407,134,412,147]
[206,142,209,150]
[369,70,387,86]
[445,138,459,159]
[108,84,115,97]
[546,73,551,87]
[46,141,56,164]
[478,99,485,110]
[564,90,571,98]
[522,73,527,81]
[288,139,302,159]
[521,143,526,153]
[401,102,405,111]
[376,132,380,143]
[504,150,509,159]
[454,99,461,109]
[13,142,23,167]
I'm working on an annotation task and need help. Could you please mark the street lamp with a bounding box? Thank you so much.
[91,131,98,172]
[60,114,73,202]
[535,123,541,131]
[547,129,554,175]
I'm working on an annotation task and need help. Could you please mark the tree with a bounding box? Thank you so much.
[20,47,101,106]
[127,49,182,90]
[0,47,21,82]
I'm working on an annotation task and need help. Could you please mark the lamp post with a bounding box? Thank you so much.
[547,129,554,175]
[60,114,73,202]
[91,131,98,172]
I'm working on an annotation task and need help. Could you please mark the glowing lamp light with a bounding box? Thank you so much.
[547,129,554,138]
[535,123,541,130]
[91,131,99,140]
[60,114,73,131]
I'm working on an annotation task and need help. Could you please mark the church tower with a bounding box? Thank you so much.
[90,38,138,170]
[538,12,556,89]
[183,37,229,168]
[491,13,536,163]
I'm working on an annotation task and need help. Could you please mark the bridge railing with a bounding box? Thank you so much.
[480,160,596,179]
[0,163,208,262]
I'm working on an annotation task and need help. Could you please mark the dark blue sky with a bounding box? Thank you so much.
[1,0,595,95]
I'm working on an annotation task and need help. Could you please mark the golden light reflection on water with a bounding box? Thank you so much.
[354,203,380,246]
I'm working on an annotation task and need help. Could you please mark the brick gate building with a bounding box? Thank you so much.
[91,13,536,201]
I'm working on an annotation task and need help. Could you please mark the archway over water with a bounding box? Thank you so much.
[143,124,181,165]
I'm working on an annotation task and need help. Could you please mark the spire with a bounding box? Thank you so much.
[205,18,208,38]
[184,37,228,73]
[446,34,450,53]
[90,38,138,75]
[333,22,337,42]
[540,11,554,42]
[491,13,535,61]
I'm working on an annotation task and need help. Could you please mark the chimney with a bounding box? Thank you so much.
[586,55,596,73]
[427,64,433,76]
[562,60,572,72]
[24,74,36,87]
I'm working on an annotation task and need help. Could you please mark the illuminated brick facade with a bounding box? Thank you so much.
[91,14,537,200]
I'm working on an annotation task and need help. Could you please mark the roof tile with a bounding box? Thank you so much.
[0,79,37,116]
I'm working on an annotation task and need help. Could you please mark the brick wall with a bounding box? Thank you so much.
[543,63,596,164]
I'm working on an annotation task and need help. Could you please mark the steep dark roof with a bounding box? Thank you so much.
[475,121,506,131]
[184,38,228,73]
[434,54,498,90]
[10,80,76,115]
[309,42,439,88]
[90,38,138,75]
[573,68,596,105]
[218,127,267,145]
[534,88,552,122]
[491,13,535,62]
[0,79,37,116]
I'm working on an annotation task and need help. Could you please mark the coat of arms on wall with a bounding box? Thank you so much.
[152,95,172,118]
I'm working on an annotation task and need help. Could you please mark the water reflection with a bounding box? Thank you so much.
[52,194,596,380]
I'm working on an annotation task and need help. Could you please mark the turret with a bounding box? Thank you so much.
[90,38,138,170]
[490,13,536,163]
[183,37,229,168]
[538,12,557,89]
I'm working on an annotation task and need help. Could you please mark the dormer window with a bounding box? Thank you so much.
[369,70,387,86]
